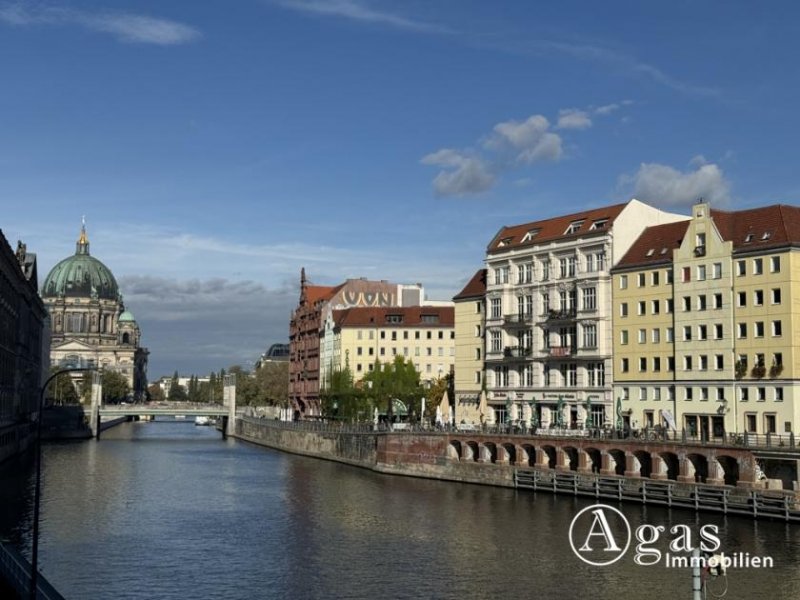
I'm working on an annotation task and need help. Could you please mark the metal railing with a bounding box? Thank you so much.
[0,541,66,600]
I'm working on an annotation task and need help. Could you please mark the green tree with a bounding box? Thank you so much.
[168,370,187,401]
[147,383,164,403]
[424,376,449,419]
[320,365,369,421]
[254,361,289,406]
[362,356,423,421]
[45,367,79,404]
[228,365,259,405]
[102,370,130,403]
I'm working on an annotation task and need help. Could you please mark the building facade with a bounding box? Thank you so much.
[0,231,48,463]
[452,269,486,424]
[613,202,800,438]
[41,223,148,400]
[289,269,424,419]
[483,199,687,426]
[320,306,455,389]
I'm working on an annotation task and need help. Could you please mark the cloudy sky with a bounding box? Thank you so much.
[2,1,798,376]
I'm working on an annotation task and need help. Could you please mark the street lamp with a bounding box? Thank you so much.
[29,366,94,600]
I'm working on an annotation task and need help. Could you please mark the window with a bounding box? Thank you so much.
[403,331,409,340]
[542,260,551,281]
[765,414,776,434]
[541,292,550,314]
[474,325,481,337]
[620,303,628,317]
[639,387,647,401]
[755,322,764,338]
[666,327,674,342]
[652,328,660,344]
[438,347,444,357]
[559,256,576,278]
[667,387,675,401]
[697,295,707,311]
[667,357,675,371]
[754,290,764,306]
[753,258,763,275]
[583,324,597,348]
[620,330,629,345]
[494,366,509,387]
[490,298,501,318]
[772,288,782,304]
[475,348,481,360]
[699,355,708,371]
[776,388,784,402]
[639,357,647,372]
[380,347,385,356]
[636,273,645,287]
[737,260,746,276]
[391,331,397,341]
[684,355,693,370]
[621,358,629,373]
[490,331,501,352]
[745,413,756,432]
[697,265,707,281]
[737,291,746,307]
[771,256,781,273]
[758,388,767,403]
[380,331,386,339]
[738,323,747,338]
[651,300,660,315]
[357,330,363,340]
[619,275,628,289]
[591,219,608,230]
[621,387,630,400]
[682,267,691,282]
[695,324,707,340]
[682,296,691,312]
[369,347,374,356]
[638,329,646,344]
[773,352,783,367]
[683,326,692,341]
[357,347,363,356]
[772,320,782,337]
[356,363,362,372]
[717,388,725,401]
[415,331,420,339]
[475,301,482,314]
[666,269,673,284]
[700,387,709,401]
[653,388,661,401]
[415,347,420,356]
[638,301,645,316]
[685,387,693,401]
[438,331,444,340]
[653,357,661,372]
[588,362,605,387]
[666,298,674,313]
[566,220,584,234]
[714,324,723,340]
[427,331,432,339]
[475,371,481,384]
[582,287,597,311]
[713,293,722,309]
[713,263,722,279]
[519,263,533,284]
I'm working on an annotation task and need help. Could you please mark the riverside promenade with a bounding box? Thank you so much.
[234,417,800,521]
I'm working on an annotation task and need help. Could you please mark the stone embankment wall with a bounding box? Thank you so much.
[234,418,514,487]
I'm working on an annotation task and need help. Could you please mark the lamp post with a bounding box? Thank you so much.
[30,366,94,600]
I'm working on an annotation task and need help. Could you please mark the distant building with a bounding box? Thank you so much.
[289,268,427,419]
[255,343,289,369]
[0,230,48,463]
[320,305,455,388]
[41,221,148,400]
[452,269,486,424]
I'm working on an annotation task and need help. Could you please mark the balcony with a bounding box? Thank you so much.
[503,312,535,326]
[547,346,576,358]
[542,308,577,322]
[504,346,533,359]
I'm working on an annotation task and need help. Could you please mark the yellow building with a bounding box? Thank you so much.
[613,202,800,438]
[320,305,455,386]
[453,269,486,425]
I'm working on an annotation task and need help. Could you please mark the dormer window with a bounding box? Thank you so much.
[497,237,513,247]
[745,233,754,243]
[762,231,772,241]
[590,219,608,230]
[566,220,585,234]
[521,228,540,243]
[386,314,403,324]
[660,247,668,255]
[646,249,655,257]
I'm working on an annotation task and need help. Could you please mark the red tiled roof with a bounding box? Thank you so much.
[487,202,628,253]
[304,284,342,305]
[711,204,800,252]
[615,220,690,269]
[332,306,454,328]
[453,269,486,301]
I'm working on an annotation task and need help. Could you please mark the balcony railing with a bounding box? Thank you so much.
[543,308,577,321]
[548,346,576,358]
[503,313,535,324]
[504,346,533,358]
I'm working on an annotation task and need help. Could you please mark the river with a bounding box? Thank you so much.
[1,420,799,599]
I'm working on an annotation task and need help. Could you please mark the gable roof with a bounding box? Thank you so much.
[304,284,341,305]
[453,269,486,301]
[332,306,454,328]
[487,202,627,254]
[614,220,690,269]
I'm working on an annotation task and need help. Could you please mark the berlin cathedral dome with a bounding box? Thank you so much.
[43,221,148,401]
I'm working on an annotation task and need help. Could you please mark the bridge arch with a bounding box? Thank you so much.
[448,441,462,461]
[685,453,709,483]
[608,449,626,476]
[501,443,517,464]
[716,455,740,486]
[521,443,535,467]
[660,452,680,481]
[562,446,579,472]
[541,445,557,469]
[465,441,479,461]
[481,442,498,464]
[584,448,601,474]
[633,450,652,478]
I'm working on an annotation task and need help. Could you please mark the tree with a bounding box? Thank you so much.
[228,365,259,405]
[362,356,423,422]
[320,365,369,421]
[102,370,130,403]
[147,383,164,403]
[254,361,289,406]
[45,367,79,404]
[424,376,449,419]
[168,370,187,401]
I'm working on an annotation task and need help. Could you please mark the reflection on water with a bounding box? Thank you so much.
[1,421,799,599]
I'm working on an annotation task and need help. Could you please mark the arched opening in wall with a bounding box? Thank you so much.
[633,451,652,478]
[122,332,130,344]
[563,446,579,471]
[661,452,680,481]
[542,445,557,469]
[609,449,626,476]
[716,455,740,486]
[483,442,498,464]
[466,441,479,462]
[585,448,602,474]
[502,443,517,464]
[448,441,462,461]
[687,454,709,483]
[521,444,535,467]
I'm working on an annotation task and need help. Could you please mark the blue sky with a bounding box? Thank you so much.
[2,0,799,376]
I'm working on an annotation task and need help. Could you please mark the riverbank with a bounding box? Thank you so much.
[234,417,800,521]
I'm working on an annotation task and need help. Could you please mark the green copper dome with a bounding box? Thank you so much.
[118,310,136,322]
[42,225,119,300]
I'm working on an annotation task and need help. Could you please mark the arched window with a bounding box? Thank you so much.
[122,332,130,344]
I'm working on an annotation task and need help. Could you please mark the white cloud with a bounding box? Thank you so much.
[556,108,592,130]
[420,149,495,197]
[689,154,707,167]
[488,114,563,164]
[620,161,731,208]
[274,0,450,33]
[0,3,201,45]
[595,103,619,115]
